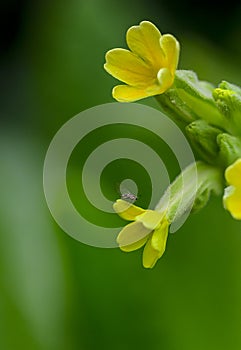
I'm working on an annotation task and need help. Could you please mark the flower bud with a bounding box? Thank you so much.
[185,120,222,164]
[217,133,241,167]
[213,85,241,135]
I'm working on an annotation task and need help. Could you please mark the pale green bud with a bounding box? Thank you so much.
[213,86,241,135]
[218,81,241,95]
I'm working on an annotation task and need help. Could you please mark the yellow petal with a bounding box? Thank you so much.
[225,158,241,187]
[157,68,174,92]
[104,48,154,86]
[160,34,180,75]
[223,186,241,220]
[151,217,169,253]
[112,85,150,102]
[127,21,165,70]
[136,210,163,230]
[142,217,169,268]
[119,235,149,252]
[113,199,145,220]
[117,221,152,247]
[142,237,160,268]
[113,82,167,102]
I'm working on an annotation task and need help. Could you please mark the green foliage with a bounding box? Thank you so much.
[1,0,241,349]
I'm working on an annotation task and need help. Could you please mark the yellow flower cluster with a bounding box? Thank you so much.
[104,21,241,269]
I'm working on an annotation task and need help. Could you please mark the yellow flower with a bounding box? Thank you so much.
[104,21,180,102]
[223,158,241,219]
[114,199,170,268]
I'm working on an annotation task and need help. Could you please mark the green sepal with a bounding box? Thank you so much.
[217,133,241,167]
[185,120,223,164]
[191,188,211,214]
[155,161,223,222]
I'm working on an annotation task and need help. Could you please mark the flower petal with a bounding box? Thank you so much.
[142,237,160,268]
[119,235,149,252]
[136,210,164,230]
[160,34,180,75]
[142,217,169,268]
[223,186,241,220]
[113,82,167,102]
[225,158,241,187]
[151,217,169,253]
[104,48,154,86]
[127,21,165,70]
[112,85,150,102]
[157,67,174,92]
[113,199,145,221]
[117,221,152,247]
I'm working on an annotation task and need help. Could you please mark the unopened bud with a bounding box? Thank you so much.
[185,120,222,164]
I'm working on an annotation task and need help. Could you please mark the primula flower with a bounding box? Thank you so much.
[104,21,180,102]
[114,199,169,268]
[223,158,241,219]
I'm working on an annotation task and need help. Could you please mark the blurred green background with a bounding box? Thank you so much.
[1,0,241,349]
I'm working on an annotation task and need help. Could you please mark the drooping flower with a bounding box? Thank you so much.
[114,199,169,268]
[223,158,241,219]
[114,162,224,268]
[104,21,180,102]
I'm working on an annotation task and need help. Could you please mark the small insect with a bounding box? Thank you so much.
[121,190,138,203]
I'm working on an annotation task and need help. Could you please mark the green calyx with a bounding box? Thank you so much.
[217,133,241,167]
[155,161,223,223]
[185,120,223,164]
[156,70,227,129]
